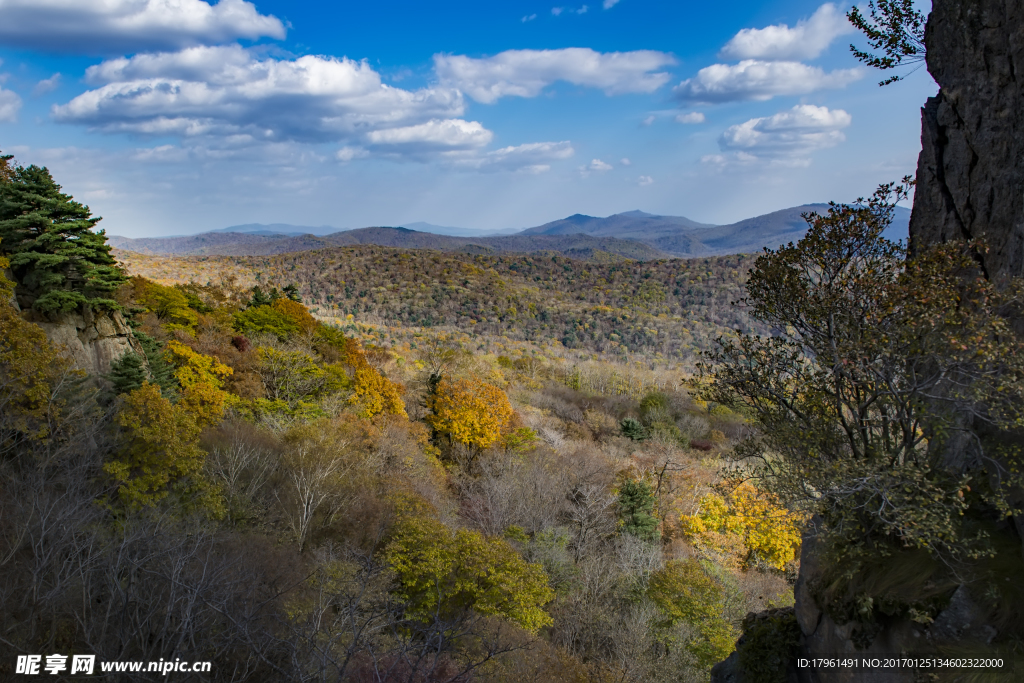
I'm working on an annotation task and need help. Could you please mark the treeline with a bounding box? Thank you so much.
[116,247,766,362]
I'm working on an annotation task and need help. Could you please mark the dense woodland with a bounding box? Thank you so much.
[1,158,801,682]
[7,16,1024,671]
[116,248,765,365]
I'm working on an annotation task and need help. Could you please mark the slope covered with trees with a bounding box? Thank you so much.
[116,247,764,363]
[1,156,803,682]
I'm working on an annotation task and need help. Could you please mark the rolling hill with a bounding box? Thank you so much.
[108,204,911,259]
[107,227,670,260]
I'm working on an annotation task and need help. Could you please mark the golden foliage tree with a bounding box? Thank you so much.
[0,256,77,449]
[384,516,554,633]
[131,277,200,332]
[428,377,515,449]
[680,480,802,571]
[647,559,737,669]
[105,382,221,512]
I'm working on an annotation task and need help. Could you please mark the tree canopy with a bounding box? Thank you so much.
[0,164,125,312]
[698,180,1024,565]
[848,0,926,85]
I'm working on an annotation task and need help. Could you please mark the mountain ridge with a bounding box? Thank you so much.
[107,204,911,260]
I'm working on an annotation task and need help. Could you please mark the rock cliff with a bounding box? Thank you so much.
[21,306,143,377]
[909,0,1024,280]
[715,1,1023,680]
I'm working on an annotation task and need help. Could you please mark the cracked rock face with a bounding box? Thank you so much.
[909,0,1024,281]
[23,307,143,377]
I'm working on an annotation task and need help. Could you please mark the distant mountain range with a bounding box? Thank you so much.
[108,205,911,261]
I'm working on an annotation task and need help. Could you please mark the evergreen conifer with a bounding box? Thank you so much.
[107,352,148,396]
[618,479,660,542]
[0,164,125,312]
[620,416,648,441]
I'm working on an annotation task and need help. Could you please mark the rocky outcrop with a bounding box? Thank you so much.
[21,306,143,377]
[716,2,1023,680]
[909,0,1024,281]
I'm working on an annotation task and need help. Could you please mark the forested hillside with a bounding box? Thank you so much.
[116,247,764,363]
[2,155,803,683]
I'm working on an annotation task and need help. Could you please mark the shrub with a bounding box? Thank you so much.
[620,417,648,441]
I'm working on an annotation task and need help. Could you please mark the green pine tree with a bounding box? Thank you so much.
[248,285,273,308]
[283,283,302,302]
[0,164,126,313]
[106,352,149,396]
[620,416,648,441]
[618,479,660,543]
[134,331,178,400]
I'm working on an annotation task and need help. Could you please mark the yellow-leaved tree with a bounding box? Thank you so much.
[105,342,232,512]
[680,480,801,571]
[647,559,737,669]
[428,377,515,449]
[0,253,78,448]
[165,339,234,418]
[327,331,406,418]
[106,382,222,513]
[384,516,554,633]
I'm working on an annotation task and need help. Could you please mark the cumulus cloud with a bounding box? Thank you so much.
[711,104,851,165]
[364,119,493,152]
[0,87,21,122]
[32,73,61,96]
[449,141,575,173]
[673,59,861,103]
[637,175,653,185]
[603,0,621,8]
[434,48,676,103]
[620,157,631,166]
[641,114,656,126]
[0,0,285,53]
[522,13,537,22]
[589,158,612,171]
[54,45,468,147]
[675,111,704,124]
[720,3,854,61]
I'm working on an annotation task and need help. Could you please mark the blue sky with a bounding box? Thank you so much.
[0,0,936,237]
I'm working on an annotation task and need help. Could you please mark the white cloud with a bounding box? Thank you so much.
[335,146,369,162]
[714,104,851,165]
[365,118,493,152]
[673,59,861,103]
[434,48,676,103]
[54,45,467,147]
[0,0,285,53]
[452,140,575,173]
[676,111,705,124]
[522,13,537,22]
[551,7,564,16]
[588,158,612,171]
[32,73,61,96]
[0,87,21,122]
[720,3,854,61]
[577,5,588,14]
[603,0,621,8]
[641,114,655,126]
[637,175,653,185]
[620,157,631,165]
